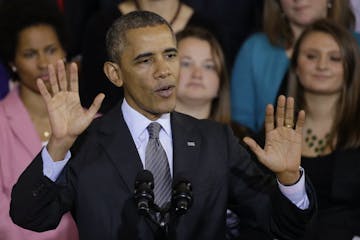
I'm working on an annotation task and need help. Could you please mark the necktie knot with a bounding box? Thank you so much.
[147,122,162,139]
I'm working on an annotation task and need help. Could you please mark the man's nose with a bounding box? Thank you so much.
[154,58,171,79]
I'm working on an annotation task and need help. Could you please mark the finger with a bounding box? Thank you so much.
[276,95,286,128]
[86,93,105,118]
[37,78,52,103]
[284,97,294,128]
[264,104,274,133]
[243,136,266,161]
[295,110,306,135]
[48,64,59,94]
[57,59,67,91]
[69,62,79,92]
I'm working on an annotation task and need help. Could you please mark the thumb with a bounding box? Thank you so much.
[243,136,266,163]
[86,93,105,119]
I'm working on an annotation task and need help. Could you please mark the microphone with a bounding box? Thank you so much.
[134,170,154,215]
[172,178,193,215]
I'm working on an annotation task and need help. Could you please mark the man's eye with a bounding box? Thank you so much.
[138,58,152,64]
[166,52,177,59]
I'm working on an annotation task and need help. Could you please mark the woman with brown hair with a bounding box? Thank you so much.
[230,0,360,133]
[176,26,253,143]
[175,26,255,240]
[288,19,360,239]
[176,26,230,123]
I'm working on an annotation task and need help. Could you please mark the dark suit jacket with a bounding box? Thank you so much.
[10,102,315,240]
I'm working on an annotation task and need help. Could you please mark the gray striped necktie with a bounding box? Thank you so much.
[145,122,172,208]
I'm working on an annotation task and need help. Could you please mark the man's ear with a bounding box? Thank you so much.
[103,61,123,87]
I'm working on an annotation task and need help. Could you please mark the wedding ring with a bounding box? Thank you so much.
[285,124,293,128]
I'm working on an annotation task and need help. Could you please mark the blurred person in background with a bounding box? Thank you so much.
[231,0,359,133]
[0,0,78,239]
[288,19,360,239]
[175,26,267,240]
[176,26,253,143]
[351,0,360,33]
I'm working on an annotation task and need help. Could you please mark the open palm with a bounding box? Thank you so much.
[244,96,305,185]
[37,60,104,159]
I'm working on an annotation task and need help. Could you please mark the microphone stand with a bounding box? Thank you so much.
[134,171,193,240]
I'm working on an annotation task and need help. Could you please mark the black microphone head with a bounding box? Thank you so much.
[134,170,155,215]
[172,177,192,192]
[135,170,154,189]
[172,177,193,215]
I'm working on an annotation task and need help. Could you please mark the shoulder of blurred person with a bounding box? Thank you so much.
[80,2,124,113]
[230,32,290,132]
[183,0,264,69]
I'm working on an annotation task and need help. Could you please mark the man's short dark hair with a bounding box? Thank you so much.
[105,11,174,62]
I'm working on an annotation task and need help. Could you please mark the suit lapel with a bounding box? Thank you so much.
[97,103,143,192]
[95,109,202,192]
[171,113,201,183]
[4,90,41,155]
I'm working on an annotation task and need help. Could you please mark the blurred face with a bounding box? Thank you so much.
[177,37,220,105]
[119,24,179,120]
[280,0,328,27]
[12,24,66,93]
[296,31,344,95]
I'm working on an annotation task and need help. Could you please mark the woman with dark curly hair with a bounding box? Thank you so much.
[0,0,78,239]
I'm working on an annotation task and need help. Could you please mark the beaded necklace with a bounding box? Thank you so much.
[304,128,330,155]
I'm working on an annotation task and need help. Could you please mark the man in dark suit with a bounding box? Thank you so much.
[10,11,315,240]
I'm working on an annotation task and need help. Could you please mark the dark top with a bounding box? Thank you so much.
[79,3,215,113]
[250,130,360,240]
[302,154,334,210]
[183,0,264,68]
[66,0,263,73]
[301,149,360,240]
[63,0,122,57]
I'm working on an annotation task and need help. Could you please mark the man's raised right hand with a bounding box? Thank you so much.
[37,60,105,161]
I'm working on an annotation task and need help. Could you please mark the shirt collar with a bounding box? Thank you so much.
[121,98,172,140]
